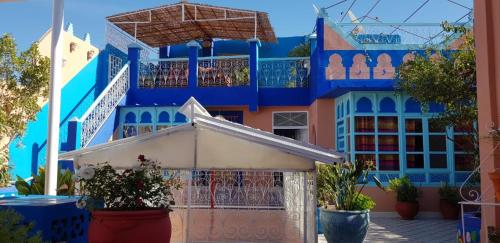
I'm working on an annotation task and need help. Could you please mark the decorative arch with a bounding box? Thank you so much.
[379,97,397,113]
[356,97,373,113]
[405,98,422,113]
[174,112,187,123]
[325,54,346,80]
[349,54,370,79]
[403,53,416,63]
[140,112,152,123]
[374,53,395,79]
[125,112,136,123]
[158,111,170,123]
[340,102,344,117]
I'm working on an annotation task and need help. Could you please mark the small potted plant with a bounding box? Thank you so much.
[438,182,460,220]
[376,176,419,220]
[318,160,375,243]
[75,155,181,243]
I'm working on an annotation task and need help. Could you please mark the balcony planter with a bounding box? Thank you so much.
[320,208,369,243]
[89,209,171,243]
[488,169,500,201]
[395,201,419,220]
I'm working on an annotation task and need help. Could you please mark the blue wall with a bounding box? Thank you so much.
[9,45,127,179]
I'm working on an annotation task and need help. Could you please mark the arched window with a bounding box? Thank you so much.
[405,98,422,113]
[125,112,136,123]
[158,111,170,123]
[379,97,396,113]
[140,112,152,123]
[174,112,187,123]
[356,97,373,113]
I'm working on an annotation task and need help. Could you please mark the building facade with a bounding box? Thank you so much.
[9,2,473,212]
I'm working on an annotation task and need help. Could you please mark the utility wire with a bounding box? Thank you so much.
[423,10,472,45]
[339,0,358,23]
[447,0,472,10]
[324,0,348,10]
[390,0,431,34]
[349,0,382,34]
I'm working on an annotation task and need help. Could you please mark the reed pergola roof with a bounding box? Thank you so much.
[106,2,277,47]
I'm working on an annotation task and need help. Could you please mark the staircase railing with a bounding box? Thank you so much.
[78,62,130,148]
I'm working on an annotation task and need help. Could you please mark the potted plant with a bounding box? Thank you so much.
[438,182,460,220]
[15,167,75,196]
[75,155,181,243]
[376,176,419,220]
[318,160,376,243]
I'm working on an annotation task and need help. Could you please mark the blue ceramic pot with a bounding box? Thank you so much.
[320,208,370,243]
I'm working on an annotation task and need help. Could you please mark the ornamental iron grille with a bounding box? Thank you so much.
[166,169,316,243]
[139,58,189,88]
[108,54,123,83]
[198,56,250,87]
[80,64,130,147]
[259,58,310,88]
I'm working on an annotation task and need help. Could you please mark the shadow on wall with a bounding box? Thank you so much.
[9,44,128,179]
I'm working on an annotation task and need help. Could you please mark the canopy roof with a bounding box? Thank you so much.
[59,98,342,170]
[106,2,277,47]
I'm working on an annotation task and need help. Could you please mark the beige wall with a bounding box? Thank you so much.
[37,28,99,95]
[474,0,500,239]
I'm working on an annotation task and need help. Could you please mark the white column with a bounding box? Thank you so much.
[44,0,64,195]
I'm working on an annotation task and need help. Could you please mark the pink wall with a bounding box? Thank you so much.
[207,104,335,149]
[475,0,500,237]
[363,187,441,212]
[324,24,355,50]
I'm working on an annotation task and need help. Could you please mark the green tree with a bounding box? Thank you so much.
[288,40,311,57]
[0,34,50,186]
[397,24,478,169]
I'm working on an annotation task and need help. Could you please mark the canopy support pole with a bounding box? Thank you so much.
[45,0,64,195]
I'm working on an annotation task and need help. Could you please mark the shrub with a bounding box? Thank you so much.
[15,167,75,196]
[0,209,42,243]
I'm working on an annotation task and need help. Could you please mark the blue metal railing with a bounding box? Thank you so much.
[258,57,310,88]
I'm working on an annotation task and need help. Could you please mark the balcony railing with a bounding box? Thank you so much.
[198,55,250,87]
[258,57,310,88]
[139,58,189,88]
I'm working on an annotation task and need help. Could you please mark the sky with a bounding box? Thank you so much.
[0,0,472,50]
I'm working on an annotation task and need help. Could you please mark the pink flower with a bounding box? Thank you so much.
[138,155,146,162]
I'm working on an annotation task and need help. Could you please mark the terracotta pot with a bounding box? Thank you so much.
[489,170,500,201]
[395,201,419,220]
[439,199,459,220]
[89,209,171,243]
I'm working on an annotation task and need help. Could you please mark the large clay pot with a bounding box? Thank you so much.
[395,201,419,220]
[439,199,459,220]
[89,209,171,243]
[488,170,500,201]
[320,208,370,243]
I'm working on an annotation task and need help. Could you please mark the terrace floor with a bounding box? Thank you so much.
[319,217,457,243]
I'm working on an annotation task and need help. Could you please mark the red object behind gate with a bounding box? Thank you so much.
[88,209,171,243]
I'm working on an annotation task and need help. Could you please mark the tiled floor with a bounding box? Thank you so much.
[319,217,457,243]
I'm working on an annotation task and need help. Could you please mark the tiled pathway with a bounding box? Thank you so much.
[319,217,457,243]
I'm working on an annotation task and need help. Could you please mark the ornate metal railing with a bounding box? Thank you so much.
[258,57,310,88]
[139,58,189,88]
[79,62,130,147]
[198,55,250,87]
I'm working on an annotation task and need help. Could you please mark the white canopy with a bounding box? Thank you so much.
[59,98,343,171]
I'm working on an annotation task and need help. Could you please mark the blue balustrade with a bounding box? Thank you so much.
[258,57,310,88]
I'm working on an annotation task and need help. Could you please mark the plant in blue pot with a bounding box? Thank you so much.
[318,160,375,243]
